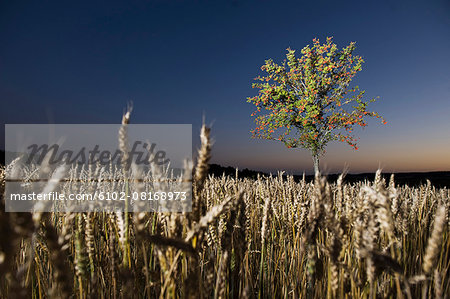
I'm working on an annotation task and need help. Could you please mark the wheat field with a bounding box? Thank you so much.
[0,123,449,299]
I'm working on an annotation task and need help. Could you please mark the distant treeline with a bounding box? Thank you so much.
[1,150,448,187]
[209,163,450,188]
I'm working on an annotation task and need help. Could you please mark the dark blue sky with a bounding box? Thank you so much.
[1,0,449,174]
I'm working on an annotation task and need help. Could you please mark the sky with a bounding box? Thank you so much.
[1,0,449,174]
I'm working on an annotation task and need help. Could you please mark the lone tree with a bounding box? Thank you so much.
[247,37,385,173]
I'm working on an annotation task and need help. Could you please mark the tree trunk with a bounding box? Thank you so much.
[312,154,320,175]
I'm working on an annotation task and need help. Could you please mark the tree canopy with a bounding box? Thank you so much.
[247,37,385,172]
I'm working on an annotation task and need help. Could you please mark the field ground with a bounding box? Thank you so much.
[0,128,449,298]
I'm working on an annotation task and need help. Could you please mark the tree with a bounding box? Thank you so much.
[247,37,386,174]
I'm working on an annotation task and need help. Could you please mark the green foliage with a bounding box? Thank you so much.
[247,37,385,157]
